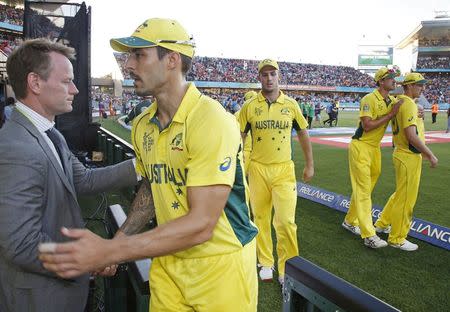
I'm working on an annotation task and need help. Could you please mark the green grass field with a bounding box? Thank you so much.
[94,111,450,311]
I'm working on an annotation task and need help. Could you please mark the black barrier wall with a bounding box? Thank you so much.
[24,1,91,151]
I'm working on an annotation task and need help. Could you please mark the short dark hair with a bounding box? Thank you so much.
[6,38,76,99]
[156,46,192,76]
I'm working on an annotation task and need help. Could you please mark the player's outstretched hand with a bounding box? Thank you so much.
[39,227,113,279]
[391,99,404,116]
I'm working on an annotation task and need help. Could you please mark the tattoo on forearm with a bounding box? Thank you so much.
[120,179,156,235]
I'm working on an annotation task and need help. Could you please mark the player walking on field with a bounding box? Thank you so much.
[374,73,438,251]
[238,59,314,285]
[342,67,403,249]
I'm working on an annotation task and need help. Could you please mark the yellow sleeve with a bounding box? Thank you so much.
[293,102,308,130]
[186,108,240,187]
[237,101,250,133]
[131,117,147,178]
[359,95,375,119]
[400,100,418,130]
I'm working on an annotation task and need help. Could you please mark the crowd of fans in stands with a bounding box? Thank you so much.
[115,54,375,88]
[423,72,450,104]
[91,87,150,116]
[417,56,450,69]
[112,52,449,108]
[0,4,24,26]
[0,33,22,55]
[419,37,450,47]
[187,57,375,87]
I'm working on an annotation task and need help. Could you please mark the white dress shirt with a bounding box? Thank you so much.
[15,102,64,169]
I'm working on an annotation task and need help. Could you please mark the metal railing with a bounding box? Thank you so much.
[104,204,150,312]
[283,257,400,312]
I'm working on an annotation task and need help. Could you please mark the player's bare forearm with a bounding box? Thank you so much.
[118,178,155,236]
[297,129,314,182]
[39,185,229,278]
[240,132,248,161]
[361,114,392,132]
[297,129,314,167]
[405,126,438,167]
[111,185,229,263]
[361,99,403,132]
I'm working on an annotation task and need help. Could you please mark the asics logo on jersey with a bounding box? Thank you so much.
[219,157,232,171]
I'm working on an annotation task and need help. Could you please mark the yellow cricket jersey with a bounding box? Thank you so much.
[131,83,258,258]
[391,95,424,154]
[352,89,396,146]
[235,111,252,154]
[237,91,308,165]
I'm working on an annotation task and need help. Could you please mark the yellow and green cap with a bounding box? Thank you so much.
[402,73,427,85]
[110,18,195,58]
[374,66,401,82]
[258,59,279,72]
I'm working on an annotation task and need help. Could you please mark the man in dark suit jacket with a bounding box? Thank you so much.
[0,38,137,311]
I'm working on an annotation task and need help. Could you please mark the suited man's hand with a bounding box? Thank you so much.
[39,227,115,279]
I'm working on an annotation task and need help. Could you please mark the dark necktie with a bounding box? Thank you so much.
[45,127,66,172]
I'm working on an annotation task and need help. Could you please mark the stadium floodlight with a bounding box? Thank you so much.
[434,10,449,19]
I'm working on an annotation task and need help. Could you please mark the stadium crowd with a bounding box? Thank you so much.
[0,4,24,26]
[417,56,450,69]
[419,37,450,47]
[110,53,450,112]
[188,57,375,87]
[115,54,374,88]
[0,34,22,56]
[423,72,450,104]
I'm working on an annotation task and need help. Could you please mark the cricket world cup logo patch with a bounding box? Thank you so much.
[171,133,183,151]
[143,132,154,152]
[281,107,290,115]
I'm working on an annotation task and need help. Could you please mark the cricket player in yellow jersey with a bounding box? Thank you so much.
[342,67,403,249]
[39,18,258,312]
[375,73,438,251]
[238,59,314,286]
[236,90,257,173]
